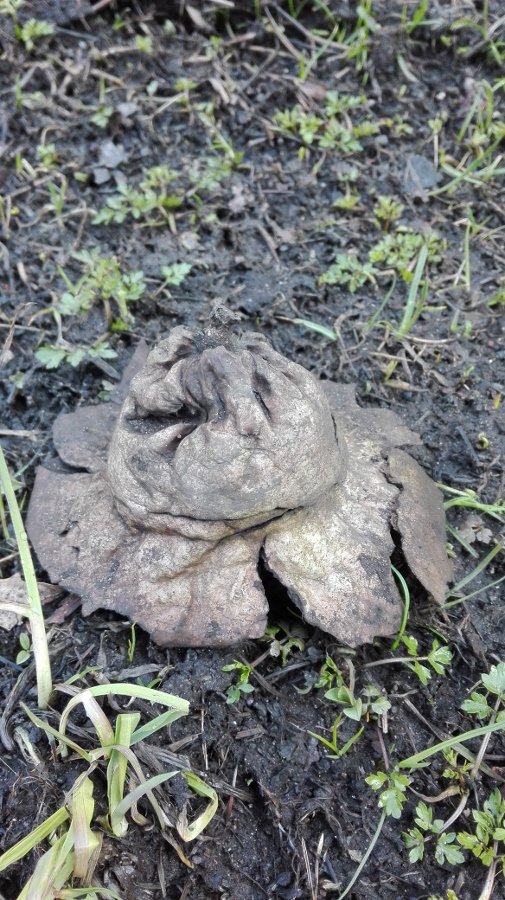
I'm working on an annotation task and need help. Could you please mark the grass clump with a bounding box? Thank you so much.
[0,681,218,897]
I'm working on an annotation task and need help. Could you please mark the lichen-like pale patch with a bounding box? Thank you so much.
[27,321,453,647]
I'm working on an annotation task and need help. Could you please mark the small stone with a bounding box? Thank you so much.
[404,153,441,199]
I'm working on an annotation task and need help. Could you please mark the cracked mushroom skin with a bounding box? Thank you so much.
[26,324,453,647]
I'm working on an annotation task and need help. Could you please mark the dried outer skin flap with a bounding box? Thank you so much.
[51,341,150,472]
[53,405,117,472]
[264,399,403,644]
[27,467,269,647]
[321,382,421,450]
[26,468,132,598]
[144,532,268,646]
[387,448,453,604]
[264,496,401,646]
[109,339,150,404]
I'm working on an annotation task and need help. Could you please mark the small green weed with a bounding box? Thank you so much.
[160,262,192,287]
[373,195,404,230]
[320,228,446,293]
[16,631,32,665]
[56,250,146,326]
[488,278,505,307]
[91,104,114,129]
[364,634,452,685]
[366,663,505,894]
[457,788,505,868]
[403,801,465,865]
[222,660,255,704]
[262,623,305,666]
[314,654,342,691]
[319,253,376,292]
[428,892,459,900]
[400,634,452,685]
[46,179,67,217]
[135,34,153,54]
[324,681,391,722]
[15,18,54,50]
[93,166,183,228]
[368,229,446,277]
[366,769,411,819]
[307,655,390,760]
[460,661,505,722]
[0,0,23,16]
[273,90,378,158]
[308,713,364,760]
[35,340,117,370]
[36,143,58,169]
[188,155,238,195]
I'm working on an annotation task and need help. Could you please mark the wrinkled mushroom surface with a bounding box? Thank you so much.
[27,323,453,647]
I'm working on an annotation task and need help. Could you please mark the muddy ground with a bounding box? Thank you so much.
[0,2,505,898]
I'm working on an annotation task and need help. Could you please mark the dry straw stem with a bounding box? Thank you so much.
[0,443,52,708]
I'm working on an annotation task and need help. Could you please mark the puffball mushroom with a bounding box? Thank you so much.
[27,319,452,647]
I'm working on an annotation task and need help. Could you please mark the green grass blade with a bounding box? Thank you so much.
[398,718,505,770]
[23,827,75,898]
[0,445,52,708]
[293,318,338,340]
[71,777,100,880]
[396,243,428,337]
[20,702,92,762]
[391,564,410,650]
[107,713,140,837]
[57,889,122,899]
[335,811,386,900]
[110,771,178,836]
[0,807,69,873]
[443,573,505,608]
[176,772,218,842]
[130,709,190,745]
[450,542,502,593]
[58,684,189,750]
[446,522,479,558]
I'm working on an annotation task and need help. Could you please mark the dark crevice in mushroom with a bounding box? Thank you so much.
[253,371,272,397]
[257,547,304,627]
[125,404,202,436]
[389,526,423,601]
[58,522,77,538]
[253,390,271,420]
[46,457,90,475]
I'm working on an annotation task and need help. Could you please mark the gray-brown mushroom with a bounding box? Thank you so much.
[27,319,453,647]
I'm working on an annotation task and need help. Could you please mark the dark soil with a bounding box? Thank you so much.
[1,2,504,899]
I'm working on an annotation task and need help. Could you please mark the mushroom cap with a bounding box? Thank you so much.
[107,325,345,531]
